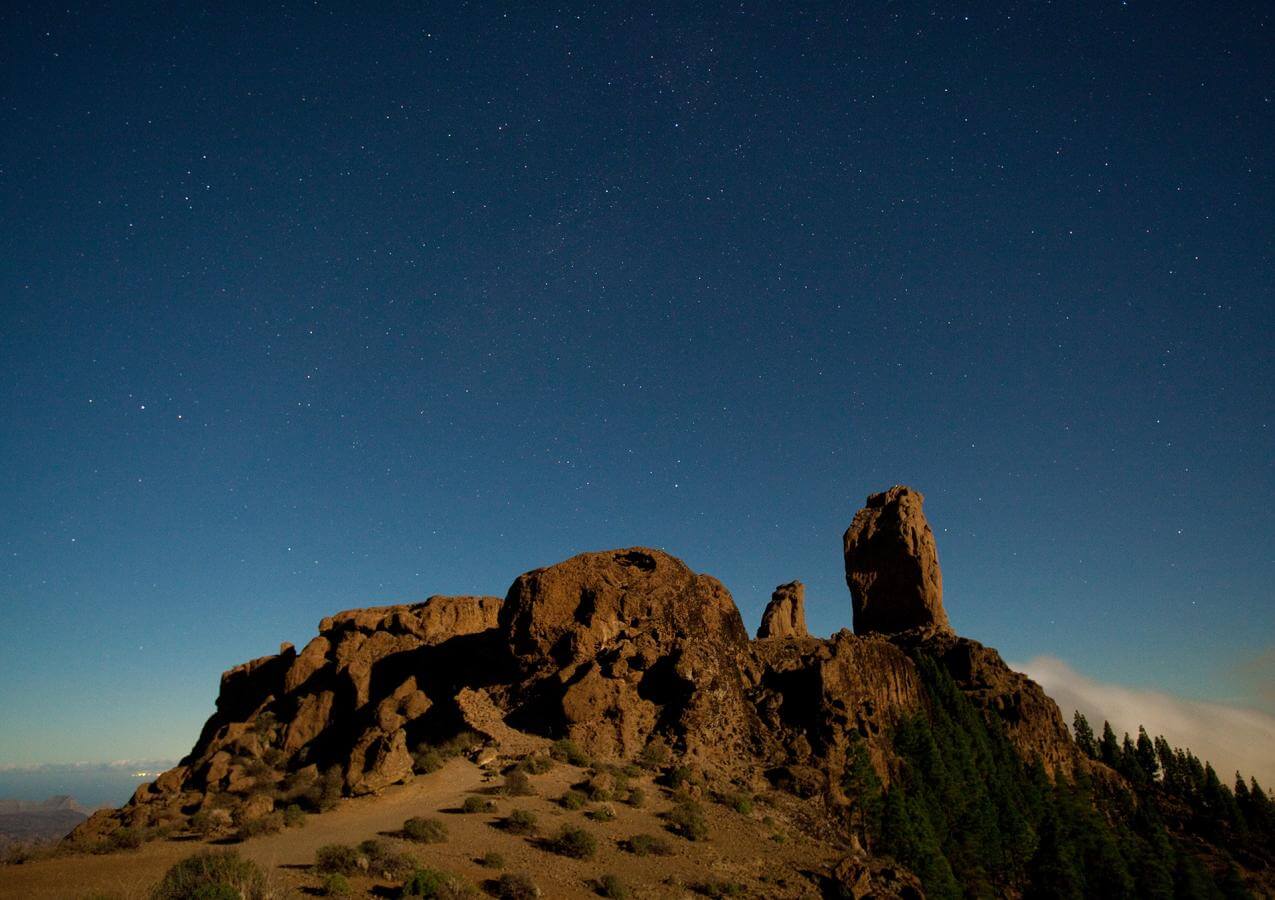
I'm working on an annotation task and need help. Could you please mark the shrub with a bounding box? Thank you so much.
[438,731,482,757]
[727,792,753,815]
[503,770,535,797]
[479,850,505,868]
[589,804,616,822]
[237,811,284,840]
[667,799,708,841]
[584,776,613,802]
[302,767,344,812]
[322,873,352,897]
[559,789,587,811]
[461,795,495,813]
[414,749,446,774]
[282,803,307,827]
[501,809,537,835]
[598,874,629,899]
[625,833,673,856]
[403,816,448,843]
[315,843,361,875]
[107,827,143,851]
[692,880,745,898]
[494,873,539,900]
[550,825,597,859]
[398,866,473,899]
[518,754,553,775]
[550,738,590,767]
[359,838,417,878]
[150,849,268,900]
[666,765,700,791]
[624,787,646,808]
[188,810,221,836]
[638,738,671,769]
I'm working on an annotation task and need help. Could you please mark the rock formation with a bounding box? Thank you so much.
[497,548,757,764]
[843,485,951,637]
[73,493,1080,869]
[757,581,807,639]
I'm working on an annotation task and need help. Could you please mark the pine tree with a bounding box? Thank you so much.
[1100,720,1120,766]
[841,738,883,848]
[1073,711,1097,757]
[1136,726,1158,779]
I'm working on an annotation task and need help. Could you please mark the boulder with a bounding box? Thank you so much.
[498,548,757,763]
[757,581,808,639]
[843,486,951,636]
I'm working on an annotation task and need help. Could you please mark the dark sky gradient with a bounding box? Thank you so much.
[1,3,1272,765]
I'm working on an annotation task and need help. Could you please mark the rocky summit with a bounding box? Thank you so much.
[70,486,1080,891]
[843,485,951,637]
[757,580,807,639]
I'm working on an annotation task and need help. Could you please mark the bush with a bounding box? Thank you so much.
[188,810,221,836]
[550,825,597,859]
[315,843,361,875]
[414,748,446,774]
[479,850,505,869]
[322,873,352,897]
[638,738,671,769]
[503,770,535,797]
[237,811,284,840]
[589,804,616,822]
[550,739,591,767]
[107,827,144,851]
[667,799,708,841]
[398,866,473,899]
[625,833,673,856]
[494,873,539,900]
[666,765,700,791]
[302,767,344,812]
[727,792,753,815]
[598,874,629,899]
[438,731,482,757]
[403,816,448,843]
[624,787,646,808]
[461,795,495,813]
[501,809,537,835]
[518,754,553,775]
[584,776,613,802]
[359,838,417,878]
[559,789,587,811]
[282,803,307,827]
[692,880,745,898]
[150,850,268,900]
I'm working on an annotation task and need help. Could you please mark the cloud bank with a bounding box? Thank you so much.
[1017,656,1275,787]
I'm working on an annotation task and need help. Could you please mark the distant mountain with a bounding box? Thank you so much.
[0,795,90,846]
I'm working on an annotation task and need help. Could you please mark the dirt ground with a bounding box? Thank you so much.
[0,756,840,899]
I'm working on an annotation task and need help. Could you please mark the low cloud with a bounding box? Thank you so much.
[1016,656,1275,787]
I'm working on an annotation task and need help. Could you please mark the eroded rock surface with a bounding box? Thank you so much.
[758,581,808,639]
[497,547,758,764]
[843,486,951,637]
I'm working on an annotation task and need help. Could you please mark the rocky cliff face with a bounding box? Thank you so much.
[73,486,1079,854]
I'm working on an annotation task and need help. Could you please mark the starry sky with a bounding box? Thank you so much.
[1,3,1272,769]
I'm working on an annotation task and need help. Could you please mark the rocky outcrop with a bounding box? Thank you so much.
[757,581,808,639]
[830,850,925,899]
[844,486,951,637]
[73,493,1081,865]
[71,594,502,842]
[497,548,758,765]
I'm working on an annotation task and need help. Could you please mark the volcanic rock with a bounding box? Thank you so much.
[843,486,951,637]
[757,581,808,639]
[497,547,757,763]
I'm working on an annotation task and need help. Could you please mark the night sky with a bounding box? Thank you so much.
[2,3,1272,768]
